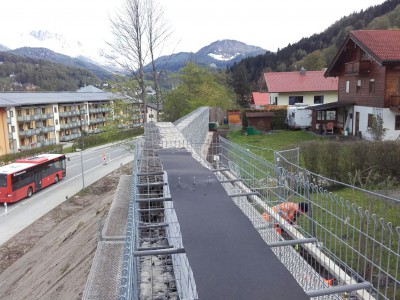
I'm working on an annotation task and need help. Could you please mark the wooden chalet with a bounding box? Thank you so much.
[319,30,400,140]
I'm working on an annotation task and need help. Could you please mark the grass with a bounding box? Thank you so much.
[227,129,324,162]
[227,128,399,223]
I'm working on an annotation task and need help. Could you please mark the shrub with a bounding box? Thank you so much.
[300,140,400,187]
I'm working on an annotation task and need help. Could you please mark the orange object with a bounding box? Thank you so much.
[272,202,302,224]
[323,278,334,286]
[262,212,282,235]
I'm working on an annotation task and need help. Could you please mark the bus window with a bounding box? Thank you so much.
[0,174,7,187]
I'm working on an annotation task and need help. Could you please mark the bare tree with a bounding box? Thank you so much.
[108,0,173,124]
[144,0,173,121]
[108,0,147,123]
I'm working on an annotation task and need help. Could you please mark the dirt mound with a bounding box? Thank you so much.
[0,163,132,300]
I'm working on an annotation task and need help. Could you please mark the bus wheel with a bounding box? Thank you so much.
[27,187,33,198]
[55,175,59,183]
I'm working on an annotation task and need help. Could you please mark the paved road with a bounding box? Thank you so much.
[0,142,134,246]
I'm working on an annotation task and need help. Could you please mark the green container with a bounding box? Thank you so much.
[209,122,218,130]
[247,127,255,135]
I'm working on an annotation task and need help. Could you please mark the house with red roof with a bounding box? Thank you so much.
[263,69,338,106]
[322,30,400,140]
[250,92,269,109]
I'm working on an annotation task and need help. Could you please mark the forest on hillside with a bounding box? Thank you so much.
[229,0,400,103]
[0,52,101,91]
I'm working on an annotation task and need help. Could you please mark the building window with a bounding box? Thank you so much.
[398,78,400,95]
[17,110,22,117]
[369,79,375,93]
[42,108,46,114]
[395,115,400,130]
[55,119,59,125]
[356,80,362,93]
[9,110,13,117]
[289,96,303,105]
[54,107,58,113]
[314,95,324,104]
[326,111,336,120]
[367,113,374,128]
[346,81,350,93]
[11,126,15,132]
[26,109,30,115]
[317,110,336,121]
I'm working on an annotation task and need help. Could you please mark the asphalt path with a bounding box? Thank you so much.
[0,142,134,246]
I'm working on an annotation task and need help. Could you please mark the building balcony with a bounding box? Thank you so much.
[59,133,82,142]
[90,117,106,124]
[18,128,43,137]
[42,126,55,133]
[17,115,34,122]
[41,138,56,146]
[60,122,81,129]
[345,60,371,76]
[59,110,82,117]
[89,107,111,114]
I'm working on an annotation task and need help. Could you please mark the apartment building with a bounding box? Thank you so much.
[0,86,142,156]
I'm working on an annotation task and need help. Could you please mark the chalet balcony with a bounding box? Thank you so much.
[345,60,371,76]
[390,96,400,111]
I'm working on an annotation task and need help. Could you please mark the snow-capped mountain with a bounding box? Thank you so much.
[0,30,266,75]
[148,39,266,71]
[2,30,107,63]
[0,29,121,74]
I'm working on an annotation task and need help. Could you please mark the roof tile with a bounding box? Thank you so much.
[351,30,400,62]
[251,92,269,105]
[264,70,338,93]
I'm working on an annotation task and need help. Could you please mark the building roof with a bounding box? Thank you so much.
[0,85,119,107]
[77,85,105,93]
[308,102,355,111]
[325,30,400,77]
[146,103,163,110]
[351,30,400,63]
[264,70,338,93]
[251,92,269,106]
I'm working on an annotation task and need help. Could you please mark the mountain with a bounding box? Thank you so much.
[0,51,102,91]
[8,47,113,80]
[1,30,123,75]
[149,40,266,72]
[0,44,9,52]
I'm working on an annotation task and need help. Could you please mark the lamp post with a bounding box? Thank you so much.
[79,119,85,189]
[80,148,85,189]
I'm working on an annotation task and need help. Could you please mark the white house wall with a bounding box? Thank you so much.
[269,93,279,105]
[276,91,338,106]
[353,106,400,140]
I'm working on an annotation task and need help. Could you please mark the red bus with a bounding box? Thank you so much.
[0,153,66,203]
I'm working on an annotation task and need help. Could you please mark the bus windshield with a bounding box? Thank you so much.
[0,174,7,187]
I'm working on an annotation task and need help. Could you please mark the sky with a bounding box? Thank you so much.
[0,0,388,57]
